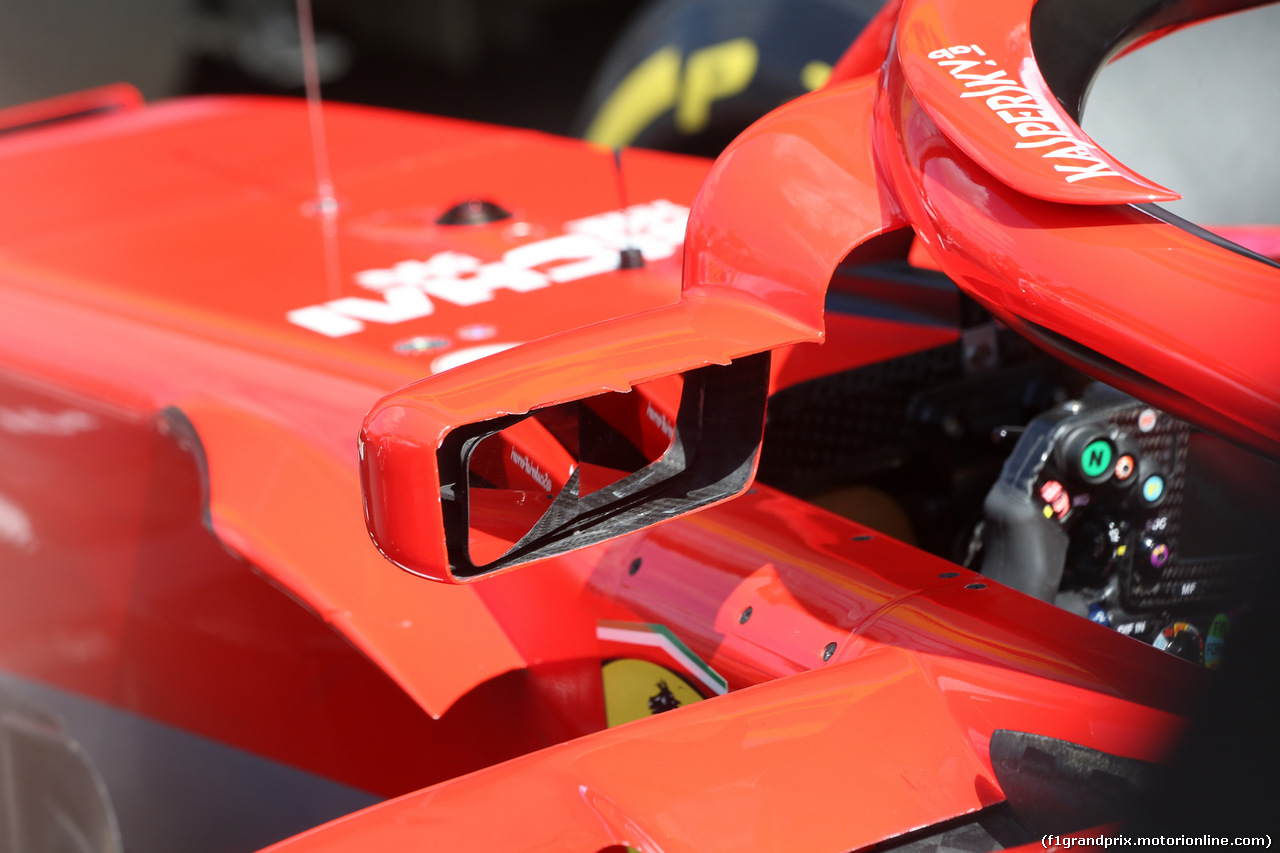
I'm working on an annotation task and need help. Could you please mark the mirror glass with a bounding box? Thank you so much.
[466,375,682,567]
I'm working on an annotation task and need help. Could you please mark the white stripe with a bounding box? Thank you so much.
[596,626,726,695]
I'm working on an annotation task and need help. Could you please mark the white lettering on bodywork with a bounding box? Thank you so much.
[0,407,98,436]
[509,447,552,491]
[0,492,36,553]
[929,46,1122,185]
[564,199,689,259]
[646,401,675,440]
[288,200,690,338]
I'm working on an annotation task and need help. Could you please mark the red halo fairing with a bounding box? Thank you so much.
[878,0,1280,456]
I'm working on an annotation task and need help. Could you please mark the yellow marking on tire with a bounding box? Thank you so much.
[585,46,681,148]
[802,60,833,91]
[675,38,759,134]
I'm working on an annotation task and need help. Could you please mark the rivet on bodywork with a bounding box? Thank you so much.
[628,558,642,575]
[393,335,450,355]
[822,642,837,661]
[619,247,645,269]
[436,198,512,225]
[852,534,873,542]
[739,606,753,624]
[966,582,987,590]
[939,571,959,578]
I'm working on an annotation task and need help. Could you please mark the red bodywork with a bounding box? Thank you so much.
[0,0,1273,850]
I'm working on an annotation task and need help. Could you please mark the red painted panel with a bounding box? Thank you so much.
[0,373,568,797]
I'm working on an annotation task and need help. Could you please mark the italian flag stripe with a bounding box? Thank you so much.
[596,620,727,695]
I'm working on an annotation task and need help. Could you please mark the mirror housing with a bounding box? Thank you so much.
[442,354,768,579]
[358,298,788,583]
[362,353,767,582]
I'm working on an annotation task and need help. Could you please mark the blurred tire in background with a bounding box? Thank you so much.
[577,0,885,157]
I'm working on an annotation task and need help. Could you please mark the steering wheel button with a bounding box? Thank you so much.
[1114,454,1136,481]
[1141,474,1165,503]
[1040,479,1063,502]
[1149,541,1170,569]
[1138,534,1171,578]
[1079,438,1114,481]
